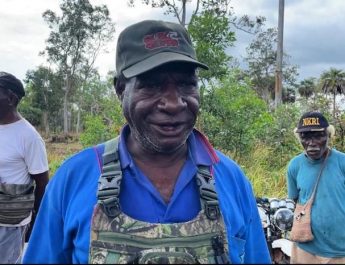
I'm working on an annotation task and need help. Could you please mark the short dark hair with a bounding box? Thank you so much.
[0,72,25,99]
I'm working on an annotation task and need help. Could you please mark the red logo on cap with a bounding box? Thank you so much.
[143,31,179,50]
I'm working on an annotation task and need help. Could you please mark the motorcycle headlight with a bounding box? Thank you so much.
[273,208,294,231]
[269,198,280,210]
[285,199,295,211]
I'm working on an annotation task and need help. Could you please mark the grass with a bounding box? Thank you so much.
[46,141,83,177]
[236,143,289,198]
[46,141,288,198]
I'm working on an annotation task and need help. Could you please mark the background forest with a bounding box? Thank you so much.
[18,0,345,198]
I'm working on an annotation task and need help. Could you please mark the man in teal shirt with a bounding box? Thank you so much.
[287,111,345,263]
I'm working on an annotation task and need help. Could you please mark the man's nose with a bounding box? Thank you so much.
[158,84,187,112]
[305,137,317,145]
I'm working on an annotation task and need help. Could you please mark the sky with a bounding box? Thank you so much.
[0,0,344,83]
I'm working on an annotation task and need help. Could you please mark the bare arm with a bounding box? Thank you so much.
[25,171,49,242]
[30,171,49,213]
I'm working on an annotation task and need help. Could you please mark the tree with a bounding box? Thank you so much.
[188,9,235,85]
[41,0,115,134]
[126,1,265,83]
[244,27,298,106]
[320,68,345,119]
[199,69,271,158]
[298,78,317,99]
[22,67,64,135]
[127,0,264,30]
[73,70,113,133]
[79,71,126,147]
[127,0,264,112]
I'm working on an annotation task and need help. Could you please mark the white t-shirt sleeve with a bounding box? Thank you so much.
[24,136,49,175]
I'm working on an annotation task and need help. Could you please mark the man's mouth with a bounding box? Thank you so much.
[307,147,320,152]
[152,122,184,135]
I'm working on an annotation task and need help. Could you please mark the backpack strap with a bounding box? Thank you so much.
[96,136,122,218]
[95,137,220,220]
[196,165,220,220]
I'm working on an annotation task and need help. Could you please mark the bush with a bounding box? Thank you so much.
[79,115,112,147]
[200,70,272,159]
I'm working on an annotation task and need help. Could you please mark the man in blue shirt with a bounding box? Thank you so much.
[23,20,270,264]
[287,111,345,263]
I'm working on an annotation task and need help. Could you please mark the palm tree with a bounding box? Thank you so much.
[320,68,345,119]
[298,78,316,99]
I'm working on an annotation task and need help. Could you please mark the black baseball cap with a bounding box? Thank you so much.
[296,111,329,133]
[115,20,209,78]
[0,71,25,99]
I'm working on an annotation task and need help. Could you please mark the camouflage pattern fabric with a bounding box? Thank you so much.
[89,206,228,264]
[0,182,35,224]
[89,138,229,264]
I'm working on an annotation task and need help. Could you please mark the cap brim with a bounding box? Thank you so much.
[296,127,326,133]
[122,52,209,78]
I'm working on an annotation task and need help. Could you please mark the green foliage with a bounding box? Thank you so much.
[188,9,236,83]
[49,159,66,177]
[18,102,42,126]
[23,67,64,133]
[24,0,345,201]
[298,77,317,99]
[79,115,111,147]
[244,27,299,104]
[42,0,115,133]
[320,67,345,119]
[79,91,126,147]
[332,113,345,152]
[200,70,271,158]
[263,104,301,168]
[238,143,288,198]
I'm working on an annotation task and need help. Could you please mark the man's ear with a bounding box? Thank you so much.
[114,76,125,101]
[327,125,335,138]
[293,128,302,144]
[113,76,117,88]
[7,90,19,107]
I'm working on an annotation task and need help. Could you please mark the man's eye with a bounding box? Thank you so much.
[140,82,161,90]
[178,81,197,89]
[301,133,325,139]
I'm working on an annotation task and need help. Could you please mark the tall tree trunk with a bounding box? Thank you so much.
[63,74,71,134]
[63,93,69,134]
[42,111,49,136]
[333,93,336,120]
[76,109,80,134]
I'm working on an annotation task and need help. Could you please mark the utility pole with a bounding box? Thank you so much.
[275,0,284,108]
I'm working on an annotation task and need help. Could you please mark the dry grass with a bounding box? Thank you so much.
[45,140,288,198]
[237,143,288,198]
[46,141,83,177]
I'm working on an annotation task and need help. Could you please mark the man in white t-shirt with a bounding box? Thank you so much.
[0,72,49,264]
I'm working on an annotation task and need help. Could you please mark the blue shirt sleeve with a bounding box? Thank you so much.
[243,183,271,264]
[286,156,300,200]
[23,170,72,263]
[23,147,100,264]
[214,151,271,264]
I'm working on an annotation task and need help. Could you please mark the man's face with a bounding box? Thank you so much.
[299,130,329,160]
[121,63,200,154]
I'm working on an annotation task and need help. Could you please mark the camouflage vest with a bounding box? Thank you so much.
[89,137,230,264]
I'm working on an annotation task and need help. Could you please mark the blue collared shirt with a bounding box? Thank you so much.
[23,126,271,264]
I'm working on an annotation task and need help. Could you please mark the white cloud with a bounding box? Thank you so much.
[0,0,344,83]
[231,0,345,81]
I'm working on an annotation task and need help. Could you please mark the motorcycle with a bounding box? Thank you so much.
[256,197,295,264]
